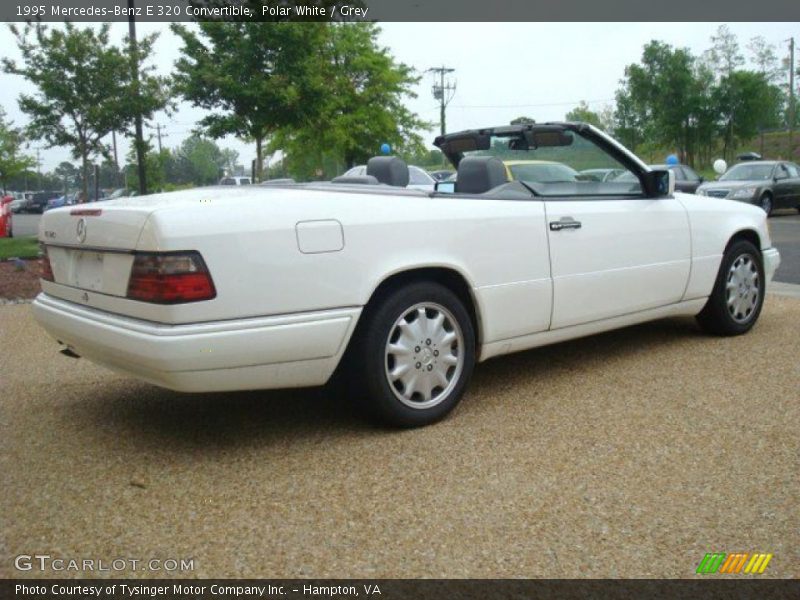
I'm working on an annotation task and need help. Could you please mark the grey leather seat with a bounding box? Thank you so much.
[366,156,410,187]
[455,156,509,194]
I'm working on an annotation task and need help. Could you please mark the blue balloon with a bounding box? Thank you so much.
[380,143,391,155]
[665,154,679,165]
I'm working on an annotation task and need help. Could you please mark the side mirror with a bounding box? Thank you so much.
[435,181,455,194]
[698,176,705,183]
[643,169,675,197]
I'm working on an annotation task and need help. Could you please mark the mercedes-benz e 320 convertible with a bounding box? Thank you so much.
[33,123,780,426]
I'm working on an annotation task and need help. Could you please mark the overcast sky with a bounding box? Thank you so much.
[1,22,798,172]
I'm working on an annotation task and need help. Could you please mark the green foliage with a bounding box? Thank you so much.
[401,148,444,169]
[271,23,430,180]
[510,116,536,125]
[565,102,605,129]
[3,23,171,199]
[124,140,168,192]
[0,108,34,193]
[172,22,329,180]
[0,236,39,260]
[174,135,224,185]
[614,31,787,166]
[714,70,783,159]
[703,25,744,77]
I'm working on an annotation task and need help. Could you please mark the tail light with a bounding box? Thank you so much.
[39,244,54,282]
[127,251,216,304]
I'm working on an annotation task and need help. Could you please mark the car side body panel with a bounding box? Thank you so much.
[676,193,772,301]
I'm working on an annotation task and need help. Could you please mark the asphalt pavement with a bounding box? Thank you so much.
[768,211,800,284]
[10,213,40,238]
[1,297,797,579]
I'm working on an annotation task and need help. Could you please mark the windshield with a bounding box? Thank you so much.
[720,163,774,181]
[461,129,642,196]
[507,163,579,183]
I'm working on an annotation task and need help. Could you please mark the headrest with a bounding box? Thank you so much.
[455,156,509,194]
[366,156,409,187]
[331,175,379,185]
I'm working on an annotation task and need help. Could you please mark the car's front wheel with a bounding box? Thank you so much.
[696,240,765,336]
[759,193,773,215]
[354,281,475,427]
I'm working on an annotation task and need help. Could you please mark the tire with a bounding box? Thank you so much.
[696,240,765,336]
[352,281,476,427]
[758,193,773,216]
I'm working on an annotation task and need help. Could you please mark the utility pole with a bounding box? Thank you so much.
[155,123,165,153]
[128,0,147,195]
[427,66,456,137]
[111,131,120,187]
[788,37,795,159]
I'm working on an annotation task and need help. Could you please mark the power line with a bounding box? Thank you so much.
[450,98,615,109]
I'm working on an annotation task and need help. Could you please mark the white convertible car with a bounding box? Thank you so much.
[34,123,780,426]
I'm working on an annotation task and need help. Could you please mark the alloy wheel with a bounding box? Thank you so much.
[384,302,464,410]
[725,254,760,324]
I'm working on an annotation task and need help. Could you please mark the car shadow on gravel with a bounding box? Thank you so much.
[71,316,703,451]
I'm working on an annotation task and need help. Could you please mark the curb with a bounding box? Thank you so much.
[768,281,800,299]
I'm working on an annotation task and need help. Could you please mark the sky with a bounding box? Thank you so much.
[1,21,798,173]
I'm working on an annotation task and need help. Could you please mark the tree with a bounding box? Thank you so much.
[613,87,644,151]
[54,161,79,193]
[178,135,224,185]
[3,23,171,200]
[0,108,34,193]
[510,116,536,125]
[124,141,173,192]
[565,101,604,128]
[620,41,703,163]
[747,36,781,83]
[219,148,240,176]
[714,71,783,160]
[172,22,329,181]
[271,23,429,179]
[704,25,744,78]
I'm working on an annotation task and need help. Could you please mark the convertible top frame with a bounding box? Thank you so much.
[433,121,667,197]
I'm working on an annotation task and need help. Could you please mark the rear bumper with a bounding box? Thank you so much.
[763,247,780,284]
[32,293,361,392]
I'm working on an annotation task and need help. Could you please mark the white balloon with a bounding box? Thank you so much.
[713,159,728,175]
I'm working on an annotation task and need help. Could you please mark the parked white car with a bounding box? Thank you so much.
[342,164,436,191]
[33,123,780,427]
[219,176,251,185]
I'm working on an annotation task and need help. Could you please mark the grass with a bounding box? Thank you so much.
[0,236,39,260]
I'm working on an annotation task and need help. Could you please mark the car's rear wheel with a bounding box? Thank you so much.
[759,193,773,215]
[354,281,475,427]
[696,240,764,336]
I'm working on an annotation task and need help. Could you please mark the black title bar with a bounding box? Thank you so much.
[3,0,800,22]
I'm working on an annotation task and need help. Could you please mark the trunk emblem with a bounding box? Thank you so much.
[76,218,87,243]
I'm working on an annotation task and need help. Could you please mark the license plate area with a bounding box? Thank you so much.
[47,247,134,297]
[73,251,105,291]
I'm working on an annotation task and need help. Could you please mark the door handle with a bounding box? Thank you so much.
[549,217,582,231]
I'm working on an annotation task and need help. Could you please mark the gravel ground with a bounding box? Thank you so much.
[1,297,798,579]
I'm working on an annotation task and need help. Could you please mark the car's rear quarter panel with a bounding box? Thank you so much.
[129,189,553,344]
